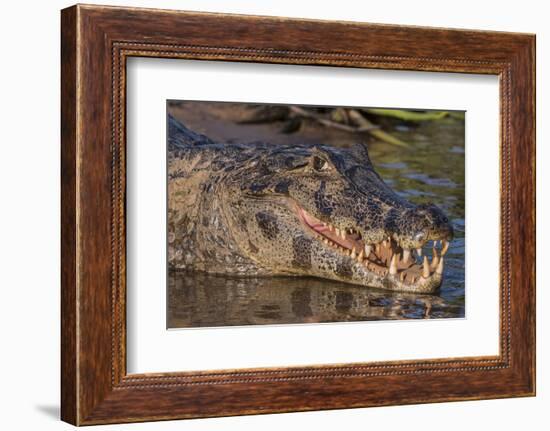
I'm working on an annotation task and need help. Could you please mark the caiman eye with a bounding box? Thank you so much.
[312,156,330,172]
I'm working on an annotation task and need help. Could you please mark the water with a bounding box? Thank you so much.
[167,103,465,328]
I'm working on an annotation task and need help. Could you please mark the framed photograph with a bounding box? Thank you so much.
[61,4,535,425]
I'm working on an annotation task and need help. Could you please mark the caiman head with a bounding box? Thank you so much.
[222,142,454,293]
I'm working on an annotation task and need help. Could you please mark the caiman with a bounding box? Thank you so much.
[167,115,454,293]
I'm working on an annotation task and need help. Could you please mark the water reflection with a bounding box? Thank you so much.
[168,271,463,328]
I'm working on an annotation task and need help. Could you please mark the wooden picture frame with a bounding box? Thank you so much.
[61,4,535,425]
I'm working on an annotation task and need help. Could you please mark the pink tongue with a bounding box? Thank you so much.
[303,215,329,233]
[301,210,318,224]
[312,224,327,231]
[300,209,362,250]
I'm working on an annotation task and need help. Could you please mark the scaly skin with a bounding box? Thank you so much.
[168,115,454,293]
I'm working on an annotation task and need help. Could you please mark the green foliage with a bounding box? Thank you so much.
[369,128,410,148]
[365,109,451,121]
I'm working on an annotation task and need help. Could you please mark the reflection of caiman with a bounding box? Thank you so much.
[168,272,459,328]
[168,115,453,293]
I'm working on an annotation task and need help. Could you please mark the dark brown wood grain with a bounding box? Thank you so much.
[60,5,78,425]
[61,4,536,425]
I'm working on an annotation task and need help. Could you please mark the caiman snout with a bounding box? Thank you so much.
[391,203,453,250]
[416,202,454,241]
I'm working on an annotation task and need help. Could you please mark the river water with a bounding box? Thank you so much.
[167,103,465,328]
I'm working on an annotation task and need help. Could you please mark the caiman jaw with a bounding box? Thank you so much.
[296,206,450,291]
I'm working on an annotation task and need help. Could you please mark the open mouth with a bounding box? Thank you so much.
[296,206,449,287]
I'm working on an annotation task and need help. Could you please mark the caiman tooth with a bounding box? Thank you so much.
[335,228,340,237]
[422,256,430,278]
[351,247,356,259]
[400,272,406,281]
[416,248,422,257]
[376,243,380,255]
[389,254,398,275]
[431,247,440,270]
[364,244,372,257]
[436,257,445,274]
[410,275,416,284]
[441,240,449,256]
[357,249,364,261]
[341,230,346,240]
[402,248,411,263]
[382,240,387,248]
